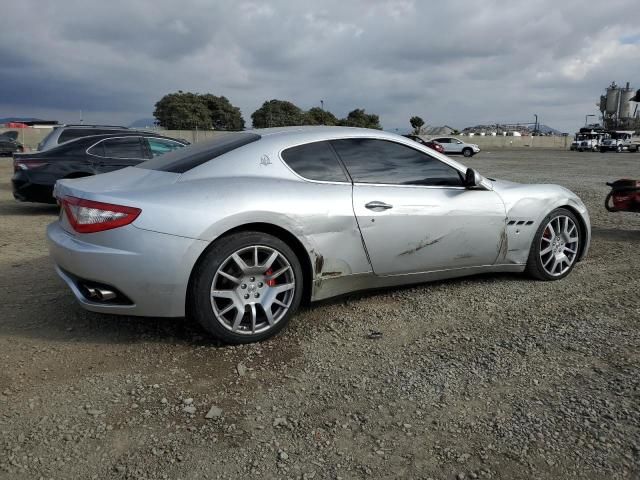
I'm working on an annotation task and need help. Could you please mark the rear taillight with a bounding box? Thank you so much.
[14,159,48,172]
[61,196,141,233]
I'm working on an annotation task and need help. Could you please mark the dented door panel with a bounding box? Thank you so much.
[352,185,507,275]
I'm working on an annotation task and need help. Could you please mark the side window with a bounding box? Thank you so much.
[435,138,450,143]
[330,138,463,187]
[146,138,185,157]
[281,141,348,182]
[58,129,88,144]
[102,137,144,159]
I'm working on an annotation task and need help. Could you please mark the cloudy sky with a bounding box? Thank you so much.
[1,0,639,132]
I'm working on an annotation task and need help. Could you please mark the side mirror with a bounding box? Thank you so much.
[464,168,482,188]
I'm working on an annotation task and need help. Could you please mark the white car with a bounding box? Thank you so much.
[431,137,480,157]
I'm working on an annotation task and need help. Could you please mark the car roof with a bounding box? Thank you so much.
[68,132,187,144]
[55,124,131,129]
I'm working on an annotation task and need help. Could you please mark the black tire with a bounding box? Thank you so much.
[600,148,606,153]
[525,208,581,281]
[189,231,303,344]
[462,147,473,157]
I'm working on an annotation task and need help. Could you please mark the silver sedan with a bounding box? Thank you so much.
[48,127,590,343]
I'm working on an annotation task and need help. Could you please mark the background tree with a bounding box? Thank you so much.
[410,116,425,134]
[153,91,212,130]
[304,107,338,126]
[251,100,305,128]
[201,94,245,131]
[339,109,382,129]
[154,91,245,130]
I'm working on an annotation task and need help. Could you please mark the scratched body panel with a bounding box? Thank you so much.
[352,185,506,275]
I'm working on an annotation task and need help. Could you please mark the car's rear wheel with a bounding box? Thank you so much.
[190,232,303,344]
[462,147,473,157]
[526,208,581,281]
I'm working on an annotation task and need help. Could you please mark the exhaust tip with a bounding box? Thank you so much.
[84,285,118,302]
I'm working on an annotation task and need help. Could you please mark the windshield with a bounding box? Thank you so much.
[137,132,260,173]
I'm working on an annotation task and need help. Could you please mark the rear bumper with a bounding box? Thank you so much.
[12,173,55,203]
[47,221,209,317]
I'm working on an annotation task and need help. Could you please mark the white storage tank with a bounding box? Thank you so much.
[606,82,620,114]
[619,83,634,119]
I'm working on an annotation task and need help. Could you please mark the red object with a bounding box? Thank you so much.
[62,196,141,233]
[13,159,48,172]
[605,179,640,212]
[265,268,276,287]
[6,122,28,128]
[425,141,445,153]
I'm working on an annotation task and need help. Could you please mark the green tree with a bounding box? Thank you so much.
[304,107,338,126]
[153,91,212,130]
[339,109,382,129]
[410,116,425,134]
[201,94,245,131]
[251,100,305,128]
[154,91,245,130]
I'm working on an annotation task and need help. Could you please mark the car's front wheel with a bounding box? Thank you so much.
[190,232,303,344]
[525,208,581,281]
[462,147,473,157]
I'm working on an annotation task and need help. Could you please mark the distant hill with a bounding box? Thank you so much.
[129,118,158,128]
[536,124,562,135]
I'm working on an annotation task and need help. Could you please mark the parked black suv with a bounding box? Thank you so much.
[13,132,188,203]
[36,124,140,151]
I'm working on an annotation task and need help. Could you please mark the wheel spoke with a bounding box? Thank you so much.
[568,236,579,244]
[212,290,235,300]
[564,246,576,255]
[232,253,249,273]
[547,223,556,238]
[262,251,279,271]
[254,246,259,267]
[273,298,288,308]
[263,304,275,326]
[540,245,553,255]
[271,283,295,294]
[231,307,244,332]
[250,304,257,334]
[266,265,290,281]
[218,270,241,284]
[218,303,235,316]
[543,255,554,267]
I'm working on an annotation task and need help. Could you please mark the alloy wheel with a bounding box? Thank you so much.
[539,215,579,277]
[210,245,296,335]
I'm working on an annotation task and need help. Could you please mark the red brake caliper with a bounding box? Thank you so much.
[265,269,276,287]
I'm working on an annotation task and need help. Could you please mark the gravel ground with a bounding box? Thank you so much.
[0,149,639,480]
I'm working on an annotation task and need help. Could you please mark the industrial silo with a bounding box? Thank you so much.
[606,82,620,114]
[599,95,607,113]
[618,83,634,119]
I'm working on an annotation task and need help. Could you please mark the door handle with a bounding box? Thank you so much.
[365,201,393,211]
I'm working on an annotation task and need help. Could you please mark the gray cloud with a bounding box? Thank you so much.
[0,0,639,132]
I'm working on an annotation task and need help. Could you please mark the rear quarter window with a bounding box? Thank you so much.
[281,141,348,182]
[137,132,261,173]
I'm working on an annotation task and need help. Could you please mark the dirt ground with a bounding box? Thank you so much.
[0,149,639,480]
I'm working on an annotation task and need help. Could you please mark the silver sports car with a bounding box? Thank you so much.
[48,126,591,343]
